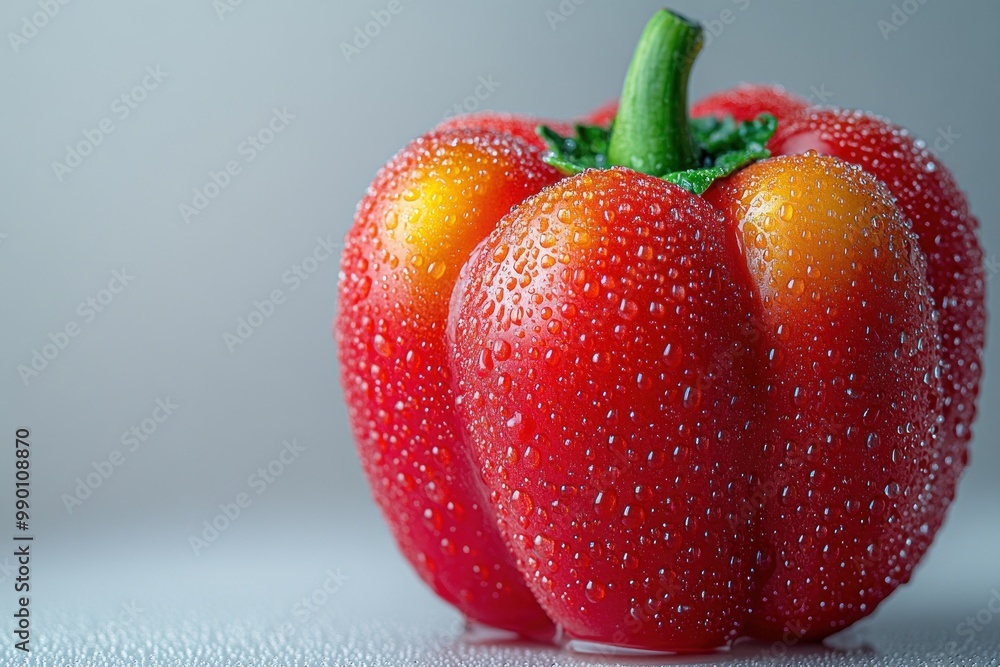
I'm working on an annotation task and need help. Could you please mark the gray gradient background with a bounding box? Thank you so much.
[1,0,998,664]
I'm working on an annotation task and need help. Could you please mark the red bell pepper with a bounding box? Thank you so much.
[336,8,985,652]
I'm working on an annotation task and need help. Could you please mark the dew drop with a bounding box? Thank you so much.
[492,244,510,263]
[510,489,534,516]
[522,445,541,469]
[682,386,702,409]
[427,261,447,279]
[477,349,493,375]
[384,210,399,230]
[594,490,618,518]
[618,298,639,320]
[373,333,393,357]
[662,342,682,367]
[585,580,606,603]
[493,339,512,361]
[779,203,795,222]
[647,450,666,469]
[533,533,555,558]
[621,504,645,529]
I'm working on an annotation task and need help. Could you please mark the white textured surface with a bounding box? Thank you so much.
[13,611,1000,666]
[12,504,1000,666]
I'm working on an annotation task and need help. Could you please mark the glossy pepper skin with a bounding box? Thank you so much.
[449,167,764,649]
[450,154,941,649]
[336,8,984,653]
[336,130,559,637]
[698,89,987,597]
[705,155,943,640]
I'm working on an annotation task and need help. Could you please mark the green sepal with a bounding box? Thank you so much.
[538,112,777,195]
[536,124,613,173]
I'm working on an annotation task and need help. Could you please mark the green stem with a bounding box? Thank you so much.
[606,9,703,175]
